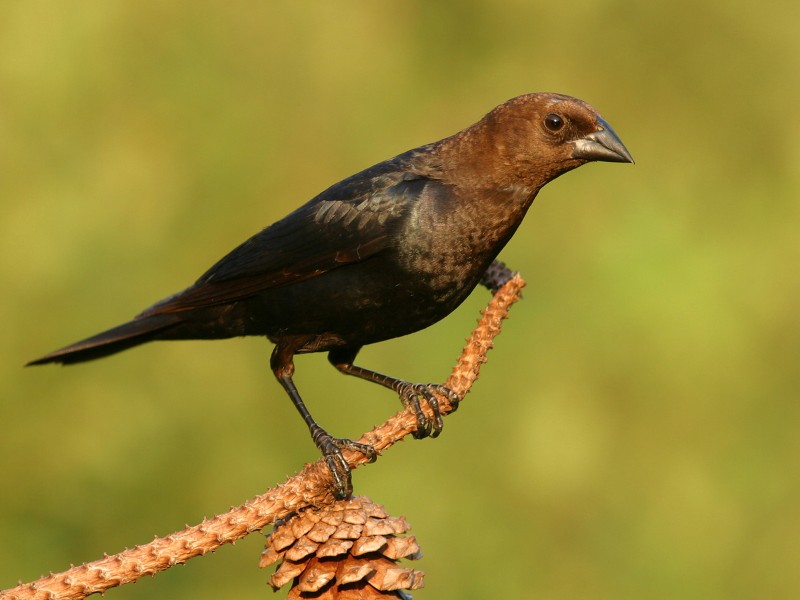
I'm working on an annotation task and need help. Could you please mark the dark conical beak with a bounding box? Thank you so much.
[571,116,634,164]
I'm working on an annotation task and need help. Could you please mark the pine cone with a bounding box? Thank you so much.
[260,497,424,599]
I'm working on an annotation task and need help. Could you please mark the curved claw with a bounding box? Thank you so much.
[397,383,460,439]
[400,387,432,439]
[316,433,377,499]
[322,451,352,500]
[435,384,461,410]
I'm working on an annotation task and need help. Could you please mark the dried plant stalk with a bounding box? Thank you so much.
[0,275,525,600]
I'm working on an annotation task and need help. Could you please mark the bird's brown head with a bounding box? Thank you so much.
[442,92,633,191]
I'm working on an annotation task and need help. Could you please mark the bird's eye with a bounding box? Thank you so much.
[544,113,564,131]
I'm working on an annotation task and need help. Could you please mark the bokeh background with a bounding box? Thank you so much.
[2,1,798,598]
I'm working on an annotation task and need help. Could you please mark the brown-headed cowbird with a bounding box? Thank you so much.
[29,93,633,497]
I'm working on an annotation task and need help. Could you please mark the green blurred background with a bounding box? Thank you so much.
[2,1,798,598]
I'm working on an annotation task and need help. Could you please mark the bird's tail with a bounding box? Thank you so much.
[26,313,180,366]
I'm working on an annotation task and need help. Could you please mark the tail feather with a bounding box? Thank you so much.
[27,314,180,366]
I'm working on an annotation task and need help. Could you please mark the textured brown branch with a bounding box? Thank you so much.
[1,274,525,600]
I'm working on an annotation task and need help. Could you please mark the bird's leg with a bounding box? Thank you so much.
[328,347,460,439]
[270,344,376,500]
[480,259,515,294]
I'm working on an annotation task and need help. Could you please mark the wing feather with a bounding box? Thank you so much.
[141,151,435,316]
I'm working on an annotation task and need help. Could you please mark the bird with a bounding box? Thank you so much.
[28,92,633,498]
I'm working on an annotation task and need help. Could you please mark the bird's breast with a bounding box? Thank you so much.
[393,184,533,300]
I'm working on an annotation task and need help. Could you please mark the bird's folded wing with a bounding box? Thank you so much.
[140,167,431,315]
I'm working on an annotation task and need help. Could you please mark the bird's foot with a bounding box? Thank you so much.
[395,382,460,439]
[480,259,516,294]
[314,429,377,499]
